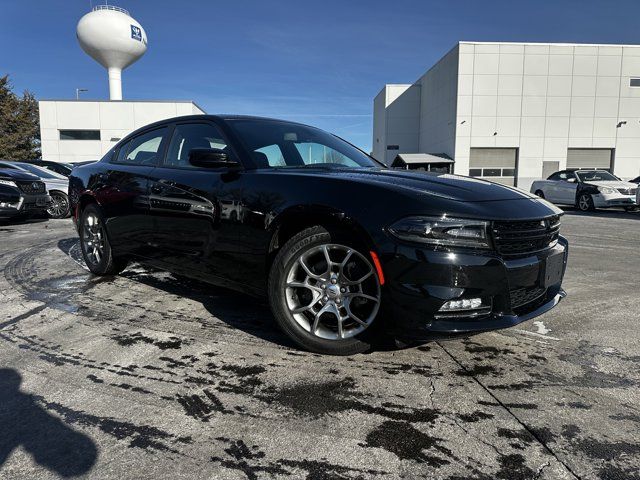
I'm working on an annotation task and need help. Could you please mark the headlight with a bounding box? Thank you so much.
[598,186,616,194]
[0,179,17,188]
[388,216,491,249]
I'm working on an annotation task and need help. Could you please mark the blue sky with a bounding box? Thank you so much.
[2,1,639,151]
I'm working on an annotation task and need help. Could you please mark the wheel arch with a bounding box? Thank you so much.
[266,206,376,273]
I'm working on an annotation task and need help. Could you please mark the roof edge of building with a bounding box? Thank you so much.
[459,40,640,48]
[39,99,201,104]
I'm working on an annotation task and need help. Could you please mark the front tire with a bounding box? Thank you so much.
[47,191,70,219]
[577,193,595,212]
[534,190,545,199]
[79,204,128,275]
[268,226,382,355]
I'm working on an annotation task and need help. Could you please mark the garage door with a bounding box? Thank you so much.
[469,148,518,186]
[566,149,613,171]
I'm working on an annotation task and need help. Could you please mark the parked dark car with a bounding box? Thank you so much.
[0,161,70,219]
[630,176,640,184]
[69,115,568,355]
[23,159,74,177]
[0,168,51,221]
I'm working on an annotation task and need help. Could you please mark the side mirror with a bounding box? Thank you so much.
[567,178,576,183]
[188,148,240,169]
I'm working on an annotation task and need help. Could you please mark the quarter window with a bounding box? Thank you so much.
[164,123,228,168]
[115,128,167,165]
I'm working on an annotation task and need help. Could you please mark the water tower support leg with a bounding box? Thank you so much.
[108,68,123,100]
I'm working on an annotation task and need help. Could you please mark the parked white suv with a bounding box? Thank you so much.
[531,169,637,212]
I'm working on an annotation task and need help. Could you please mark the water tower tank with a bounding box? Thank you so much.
[76,5,147,100]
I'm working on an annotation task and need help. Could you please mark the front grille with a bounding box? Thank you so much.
[617,187,637,195]
[16,180,46,194]
[510,286,546,309]
[492,215,560,256]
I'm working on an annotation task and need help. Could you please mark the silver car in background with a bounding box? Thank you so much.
[0,161,70,218]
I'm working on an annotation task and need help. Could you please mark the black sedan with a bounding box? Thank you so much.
[0,168,50,220]
[69,115,568,355]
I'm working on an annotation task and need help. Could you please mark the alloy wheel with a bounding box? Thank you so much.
[578,195,591,211]
[284,244,380,340]
[47,192,69,218]
[82,212,105,265]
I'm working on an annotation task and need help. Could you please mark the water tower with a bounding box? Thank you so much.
[76,5,147,100]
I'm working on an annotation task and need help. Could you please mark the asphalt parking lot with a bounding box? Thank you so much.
[0,210,639,480]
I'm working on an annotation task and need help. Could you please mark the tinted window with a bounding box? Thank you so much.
[548,172,570,181]
[576,170,619,182]
[469,168,482,176]
[164,123,228,168]
[115,128,167,165]
[59,130,101,140]
[228,120,380,169]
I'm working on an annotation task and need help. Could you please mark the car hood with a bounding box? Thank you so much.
[0,168,41,182]
[280,167,536,202]
[585,180,637,190]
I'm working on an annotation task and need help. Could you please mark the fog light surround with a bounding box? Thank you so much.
[440,297,483,311]
[435,297,492,319]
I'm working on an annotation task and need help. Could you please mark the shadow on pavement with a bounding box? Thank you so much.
[561,206,640,220]
[56,238,298,350]
[0,368,98,477]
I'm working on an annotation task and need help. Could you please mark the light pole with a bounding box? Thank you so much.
[76,88,88,100]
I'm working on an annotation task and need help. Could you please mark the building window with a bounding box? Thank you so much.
[59,129,101,140]
[386,145,399,150]
[630,78,640,87]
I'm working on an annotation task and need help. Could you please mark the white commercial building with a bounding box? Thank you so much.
[373,41,640,190]
[39,100,205,163]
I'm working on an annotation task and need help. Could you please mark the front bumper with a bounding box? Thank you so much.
[381,236,568,338]
[593,193,636,208]
[0,193,51,218]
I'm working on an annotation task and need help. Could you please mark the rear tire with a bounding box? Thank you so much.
[577,193,595,212]
[534,190,545,199]
[268,226,382,355]
[79,204,128,275]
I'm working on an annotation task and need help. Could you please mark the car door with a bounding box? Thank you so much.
[556,171,579,204]
[147,121,255,288]
[96,126,168,256]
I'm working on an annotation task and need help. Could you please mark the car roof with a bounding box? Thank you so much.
[126,114,316,134]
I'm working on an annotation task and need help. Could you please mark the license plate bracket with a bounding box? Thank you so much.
[542,252,564,288]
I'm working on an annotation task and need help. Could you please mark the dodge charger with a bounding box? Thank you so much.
[69,115,568,355]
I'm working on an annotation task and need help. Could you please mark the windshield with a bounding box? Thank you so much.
[576,170,619,182]
[15,162,67,180]
[228,120,381,169]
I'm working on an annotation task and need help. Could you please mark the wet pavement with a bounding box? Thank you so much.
[0,211,639,479]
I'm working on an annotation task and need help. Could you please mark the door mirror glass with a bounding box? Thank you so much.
[567,177,576,183]
[188,148,240,169]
